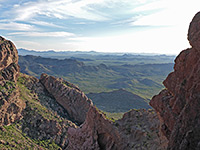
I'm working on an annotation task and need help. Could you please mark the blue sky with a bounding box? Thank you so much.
[0,0,199,54]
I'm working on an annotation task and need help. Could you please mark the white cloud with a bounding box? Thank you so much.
[8,31,76,37]
[29,20,64,28]
[0,22,36,31]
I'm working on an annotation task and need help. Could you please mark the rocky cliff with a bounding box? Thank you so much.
[0,37,25,126]
[150,12,200,150]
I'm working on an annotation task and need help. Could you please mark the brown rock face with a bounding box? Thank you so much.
[0,36,25,125]
[0,37,19,81]
[150,12,200,150]
[40,73,93,124]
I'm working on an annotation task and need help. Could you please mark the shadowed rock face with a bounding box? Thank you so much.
[150,12,200,150]
[67,107,167,150]
[0,36,25,125]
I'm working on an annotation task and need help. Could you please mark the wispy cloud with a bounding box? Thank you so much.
[0,22,36,31]
[29,20,64,28]
[9,0,157,22]
[8,31,76,37]
[12,0,110,21]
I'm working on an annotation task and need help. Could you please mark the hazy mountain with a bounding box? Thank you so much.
[87,89,151,113]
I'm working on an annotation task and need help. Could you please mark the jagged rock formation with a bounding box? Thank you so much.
[40,73,93,124]
[67,107,167,150]
[0,36,25,125]
[150,12,200,150]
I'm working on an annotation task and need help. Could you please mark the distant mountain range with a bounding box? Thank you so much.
[18,54,174,111]
[18,48,176,65]
[18,48,175,56]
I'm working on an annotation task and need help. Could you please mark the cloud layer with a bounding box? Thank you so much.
[0,0,199,54]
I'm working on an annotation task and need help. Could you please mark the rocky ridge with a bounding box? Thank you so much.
[40,73,93,124]
[150,11,200,150]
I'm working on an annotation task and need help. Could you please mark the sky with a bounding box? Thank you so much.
[0,0,199,55]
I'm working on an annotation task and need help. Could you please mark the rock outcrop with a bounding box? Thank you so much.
[40,73,93,124]
[0,36,25,125]
[150,12,200,150]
